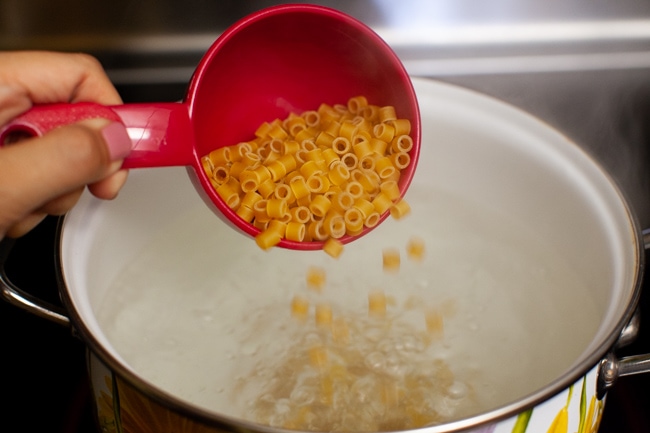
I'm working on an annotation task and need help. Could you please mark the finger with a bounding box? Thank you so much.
[0,119,131,234]
[0,51,122,106]
[0,84,32,126]
[88,169,129,200]
[5,212,48,238]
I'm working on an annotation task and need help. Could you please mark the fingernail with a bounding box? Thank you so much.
[101,122,132,161]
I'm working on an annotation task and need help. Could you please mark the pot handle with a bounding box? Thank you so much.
[596,228,650,398]
[0,237,70,327]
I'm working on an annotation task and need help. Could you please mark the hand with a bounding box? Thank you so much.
[0,51,131,238]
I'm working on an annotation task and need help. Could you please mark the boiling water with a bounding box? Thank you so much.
[95,184,602,430]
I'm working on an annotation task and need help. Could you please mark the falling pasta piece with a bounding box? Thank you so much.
[323,238,344,258]
[406,236,426,261]
[315,303,333,327]
[306,266,326,291]
[382,248,400,273]
[290,295,310,320]
[425,308,444,338]
[368,290,387,317]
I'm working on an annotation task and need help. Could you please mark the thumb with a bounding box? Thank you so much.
[0,118,131,234]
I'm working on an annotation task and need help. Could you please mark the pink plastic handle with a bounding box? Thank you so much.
[0,102,195,169]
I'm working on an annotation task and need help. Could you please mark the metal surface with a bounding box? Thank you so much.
[2,0,650,432]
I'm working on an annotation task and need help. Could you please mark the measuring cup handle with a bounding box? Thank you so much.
[0,102,195,168]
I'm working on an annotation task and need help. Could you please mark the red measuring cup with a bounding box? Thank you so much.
[0,4,420,250]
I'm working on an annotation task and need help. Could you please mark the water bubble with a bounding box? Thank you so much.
[365,351,385,370]
[447,381,468,400]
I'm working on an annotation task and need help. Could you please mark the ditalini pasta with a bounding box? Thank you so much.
[201,96,414,251]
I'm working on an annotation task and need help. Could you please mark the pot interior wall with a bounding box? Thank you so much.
[59,78,639,427]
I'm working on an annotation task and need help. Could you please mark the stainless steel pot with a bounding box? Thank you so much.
[2,78,650,433]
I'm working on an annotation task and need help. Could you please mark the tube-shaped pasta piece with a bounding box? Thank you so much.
[253,218,269,231]
[390,199,411,219]
[241,191,263,209]
[307,174,330,194]
[425,308,444,337]
[216,183,240,209]
[346,182,365,199]
[286,116,307,136]
[391,152,411,171]
[323,212,346,239]
[352,140,373,160]
[301,110,320,127]
[201,156,213,174]
[268,154,297,182]
[283,140,301,155]
[300,160,322,179]
[229,161,247,179]
[290,206,312,224]
[241,151,261,167]
[327,162,350,186]
[390,118,411,136]
[362,105,380,122]
[255,221,285,250]
[290,295,309,320]
[212,166,229,185]
[330,191,354,212]
[239,170,260,193]
[373,122,395,143]
[321,148,340,167]
[380,181,401,201]
[309,194,332,218]
[344,207,364,234]
[331,136,351,155]
[255,121,272,139]
[308,220,329,241]
[294,128,316,144]
[236,204,255,223]
[338,121,356,141]
[347,95,368,114]
[382,248,400,273]
[315,303,333,326]
[340,152,358,170]
[306,266,326,291]
[323,238,344,258]
[208,147,231,167]
[354,117,373,136]
[267,122,288,140]
[266,198,288,219]
[252,199,270,222]
[368,291,387,316]
[359,154,376,171]
[375,156,397,180]
[391,134,414,153]
[315,131,335,148]
[352,169,379,194]
[370,138,388,156]
[285,221,306,242]
[364,211,381,228]
[289,175,310,200]
[323,120,340,137]
[407,236,426,261]
[372,192,393,214]
[274,183,295,204]
[257,178,276,199]
[379,105,397,122]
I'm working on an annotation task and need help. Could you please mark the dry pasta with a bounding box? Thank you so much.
[201,96,414,251]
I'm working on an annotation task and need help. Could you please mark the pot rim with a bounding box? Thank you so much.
[54,79,646,433]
